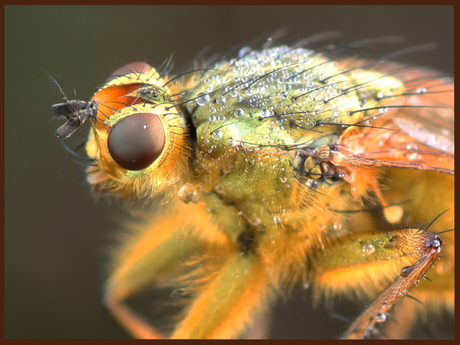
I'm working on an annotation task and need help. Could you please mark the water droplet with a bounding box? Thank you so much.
[217,95,227,105]
[361,242,375,255]
[178,183,201,204]
[307,180,319,189]
[228,138,238,147]
[211,130,223,140]
[259,108,271,119]
[379,107,389,114]
[401,266,413,277]
[375,313,386,323]
[196,92,210,106]
[234,108,245,117]
[406,152,418,160]
[238,46,251,58]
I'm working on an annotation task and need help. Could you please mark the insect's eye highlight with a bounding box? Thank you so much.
[107,113,165,171]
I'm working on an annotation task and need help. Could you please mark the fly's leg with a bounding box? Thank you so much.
[104,220,197,339]
[107,245,272,339]
[376,226,454,338]
[311,223,447,339]
[171,250,272,339]
[103,201,233,338]
[379,219,454,339]
[310,163,453,338]
[378,170,454,338]
[104,192,273,339]
[342,230,443,339]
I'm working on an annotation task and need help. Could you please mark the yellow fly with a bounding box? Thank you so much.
[51,35,454,339]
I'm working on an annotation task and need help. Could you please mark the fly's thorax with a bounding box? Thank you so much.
[181,46,405,220]
[186,48,406,155]
[85,63,190,198]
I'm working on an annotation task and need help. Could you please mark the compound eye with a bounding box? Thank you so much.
[108,113,165,171]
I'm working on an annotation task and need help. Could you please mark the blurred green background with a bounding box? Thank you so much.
[5,6,454,339]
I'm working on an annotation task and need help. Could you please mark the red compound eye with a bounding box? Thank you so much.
[108,113,165,171]
[106,61,153,83]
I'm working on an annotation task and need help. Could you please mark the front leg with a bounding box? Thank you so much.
[104,200,232,338]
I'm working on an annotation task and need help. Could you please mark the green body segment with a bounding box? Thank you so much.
[182,46,404,225]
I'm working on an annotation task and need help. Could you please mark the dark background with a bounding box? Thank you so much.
[5,6,454,339]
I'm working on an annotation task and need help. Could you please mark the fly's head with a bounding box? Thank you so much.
[53,62,190,199]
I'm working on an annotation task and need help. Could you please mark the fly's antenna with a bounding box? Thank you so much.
[38,63,69,102]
